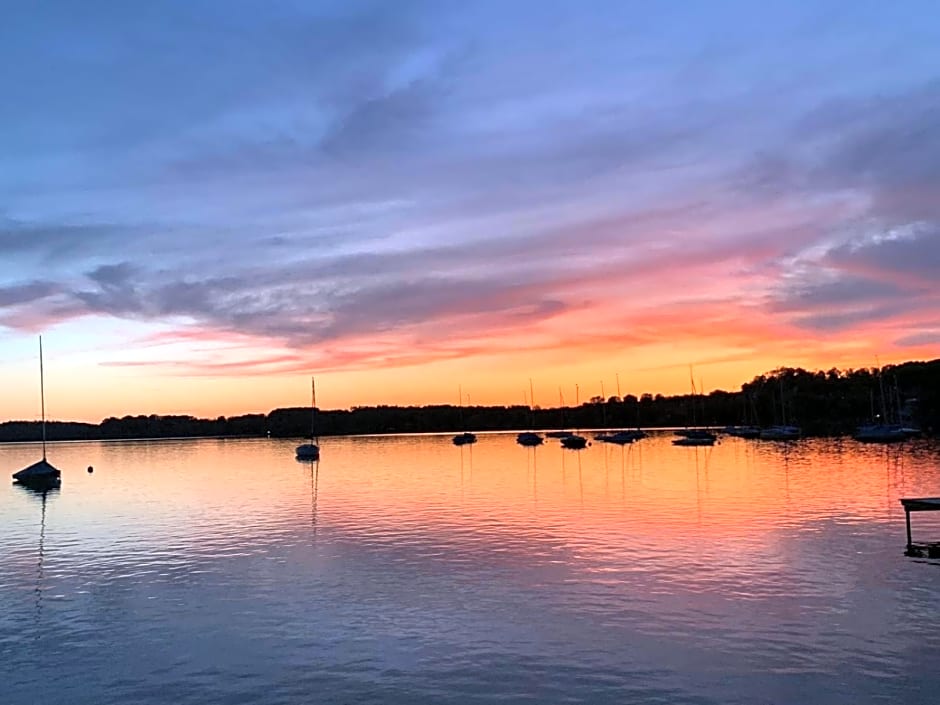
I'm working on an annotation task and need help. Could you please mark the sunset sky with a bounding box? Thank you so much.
[2,1,939,423]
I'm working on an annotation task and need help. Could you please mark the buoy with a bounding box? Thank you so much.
[87,465,94,473]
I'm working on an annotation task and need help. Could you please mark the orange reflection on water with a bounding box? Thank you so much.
[5,433,939,581]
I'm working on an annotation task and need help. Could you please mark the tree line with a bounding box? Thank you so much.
[0,359,937,443]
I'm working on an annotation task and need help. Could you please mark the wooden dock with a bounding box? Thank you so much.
[900,497,940,557]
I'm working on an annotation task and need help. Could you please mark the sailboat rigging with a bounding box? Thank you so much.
[517,378,543,446]
[12,337,61,487]
[673,366,716,446]
[295,377,320,460]
[452,385,477,445]
[560,384,588,449]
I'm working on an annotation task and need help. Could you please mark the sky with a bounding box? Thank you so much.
[2,0,939,422]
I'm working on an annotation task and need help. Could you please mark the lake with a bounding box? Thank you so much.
[2,433,940,704]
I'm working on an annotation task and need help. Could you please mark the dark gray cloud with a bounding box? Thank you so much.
[771,276,915,314]
[0,281,58,308]
[746,80,940,336]
[787,301,922,333]
[895,330,940,347]
[0,218,134,262]
[825,227,940,284]
[770,235,940,333]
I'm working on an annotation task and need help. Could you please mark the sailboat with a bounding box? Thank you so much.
[12,337,61,488]
[759,377,801,441]
[452,385,477,446]
[295,377,320,461]
[560,384,588,449]
[673,368,716,446]
[517,379,543,446]
[853,367,910,443]
[724,392,761,439]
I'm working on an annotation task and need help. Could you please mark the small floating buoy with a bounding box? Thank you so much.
[87,465,94,473]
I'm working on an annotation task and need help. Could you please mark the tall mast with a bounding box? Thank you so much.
[575,384,580,433]
[310,377,317,442]
[528,378,536,429]
[458,384,464,431]
[877,367,888,424]
[40,336,47,460]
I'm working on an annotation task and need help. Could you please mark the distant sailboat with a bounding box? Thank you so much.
[853,368,911,443]
[560,384,587,449]
[453,385,477,446]
[295,377,320,461]
[599,430,640,445]
[517,379,543,446]
[12,337,61,488]
[759,377,801,441]
[673,367,715,446]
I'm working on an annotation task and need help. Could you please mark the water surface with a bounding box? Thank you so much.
[2,433,940,704]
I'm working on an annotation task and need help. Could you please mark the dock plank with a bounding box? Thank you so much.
[900,497,940,512]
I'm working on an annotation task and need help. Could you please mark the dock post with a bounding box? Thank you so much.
[905,508,913,549]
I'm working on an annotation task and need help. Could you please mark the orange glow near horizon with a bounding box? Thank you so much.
[0,319,935,424]
[0,224,937,424]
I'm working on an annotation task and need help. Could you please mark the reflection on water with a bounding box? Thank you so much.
[2,434,940,704]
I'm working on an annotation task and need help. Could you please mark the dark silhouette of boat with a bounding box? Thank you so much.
[516,380,543,446]
[452,385,477,446]
[759,425,800,441]
[560,434,588,449]
[853,423,907,443]
[516,431,543,446]
[12,337,61,489]
[672,434,715,446]
[295,377,320,461]
[724,425,760,439]
[453,432,477,446]
[597,430,639,445]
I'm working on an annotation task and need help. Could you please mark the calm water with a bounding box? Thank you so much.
[3,433,940,704]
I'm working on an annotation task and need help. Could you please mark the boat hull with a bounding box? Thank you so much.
[295,444,320,460]
[759,426,801,441]
[560,435,588,449]
[853,425,908,443]
[672,437,715,446]
[516,432,543,446]
[12,459,61,484]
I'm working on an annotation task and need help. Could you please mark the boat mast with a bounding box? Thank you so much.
[574,384,583,434]
[310,377,317,443]
[40,336,47,461]
[458,384,465,432]
[529,378,536,430]
[877,367,888,424]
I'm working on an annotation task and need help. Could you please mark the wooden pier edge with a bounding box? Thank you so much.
[900,497,940,553]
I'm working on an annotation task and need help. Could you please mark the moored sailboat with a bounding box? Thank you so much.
[559,384,587,449]
[452,386,477,446]
[12,337,61,488]
[516,380,543,446]
[295,377,320,460]
[673,368,716,446]
[760,378,801,441]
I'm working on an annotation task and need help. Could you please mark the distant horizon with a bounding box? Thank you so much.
[3,355,934,427]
